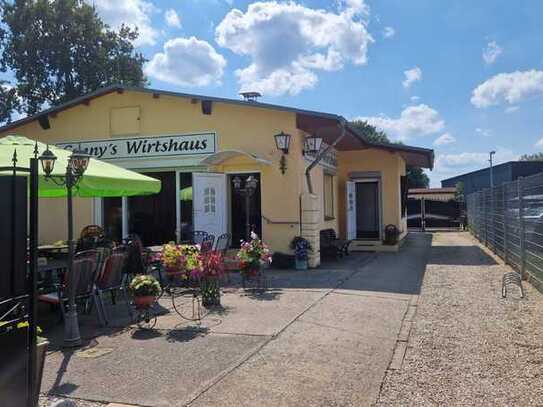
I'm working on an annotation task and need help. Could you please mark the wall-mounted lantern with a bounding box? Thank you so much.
[274,131,291,174]
[304,135,323,155]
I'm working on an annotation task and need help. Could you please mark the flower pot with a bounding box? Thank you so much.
[134,295,156,309]
[165,267,185,278]
[295,258,308,270]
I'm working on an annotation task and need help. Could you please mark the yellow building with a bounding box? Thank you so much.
[0,85,433,266]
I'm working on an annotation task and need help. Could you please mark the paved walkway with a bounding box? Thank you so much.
[40,234,430,407]
[377,232,543,406]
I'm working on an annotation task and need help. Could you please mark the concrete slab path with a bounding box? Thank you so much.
[40,234,431,406]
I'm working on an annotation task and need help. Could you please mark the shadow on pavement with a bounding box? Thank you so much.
[428,246,498,266]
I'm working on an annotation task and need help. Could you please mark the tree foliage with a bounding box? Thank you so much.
[520,152,543,161]
[0,80,20,124]
[349,120,430,188]
[349,120,390,144]
[0,0,147,118]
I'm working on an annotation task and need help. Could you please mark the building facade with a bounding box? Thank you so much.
[0,85,434,266]
[442,161,543,196]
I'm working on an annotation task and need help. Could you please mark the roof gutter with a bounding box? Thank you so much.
[305,117,347,194]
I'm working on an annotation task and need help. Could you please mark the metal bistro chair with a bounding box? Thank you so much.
[38,250,103,324]
[95,249,133,326]
[200,234,215,254]
[215,233,231,255]
[191,230,208,246]
[215,233,232,283]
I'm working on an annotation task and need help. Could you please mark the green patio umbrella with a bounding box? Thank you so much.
[0,135,161,197]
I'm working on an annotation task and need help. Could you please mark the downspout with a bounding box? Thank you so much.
[305,117,348,194]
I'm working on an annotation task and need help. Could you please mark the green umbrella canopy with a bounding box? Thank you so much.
[0,135,161,198]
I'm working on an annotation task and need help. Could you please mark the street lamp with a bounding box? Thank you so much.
[39,144,90,347]
[489,150,496,189]
[232,175,259,241]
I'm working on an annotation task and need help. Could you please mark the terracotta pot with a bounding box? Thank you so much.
[165,267,185,278]
[134,295,156,308]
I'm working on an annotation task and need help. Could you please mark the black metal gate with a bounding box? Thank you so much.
[407,198,463,230]
[0,152,39,407]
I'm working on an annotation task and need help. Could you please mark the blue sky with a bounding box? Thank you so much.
[3,0,543,186]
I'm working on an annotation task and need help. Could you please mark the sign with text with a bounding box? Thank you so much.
[57,133,216,160]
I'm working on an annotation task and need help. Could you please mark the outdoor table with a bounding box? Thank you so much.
[37,259,68,293]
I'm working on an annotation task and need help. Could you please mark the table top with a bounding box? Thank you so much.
[38,244,69,252]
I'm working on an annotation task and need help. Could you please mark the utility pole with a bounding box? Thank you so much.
[489,151,496,188]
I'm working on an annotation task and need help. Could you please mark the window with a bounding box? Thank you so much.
[204,187,216,214]
[324,173,335,220]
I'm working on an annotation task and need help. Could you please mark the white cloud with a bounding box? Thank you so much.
[360,104,444,141]
[144,37,227,87]
[475,128,492,137]
[505,105,520,113]
[87,0,159,46]
[471,70,543,108]
[410,95,420,102]
[402,67,422,89]
[434,133,456,146]
[164,9,181,28]
[535,137,543,148]
[435,148,518,173]
[215,1,373,96]
[482,41,502,65]
[383,26,395,39]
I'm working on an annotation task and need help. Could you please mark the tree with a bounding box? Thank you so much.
[349,120,390,144]
[0,80,20,124]
[0,0,147,117]
[454,181,465,202]
[406,166,429,188]
[520,152,543,161]
[349,120,430,188]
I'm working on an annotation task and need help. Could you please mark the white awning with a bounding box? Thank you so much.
[200,149,272,166]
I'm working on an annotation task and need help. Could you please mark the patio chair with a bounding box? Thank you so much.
[191,230,208,246]
[214,233,231,255]
[123,234,149,278]
[95,249,133,326]
[38,250,105,324]
[200,234,215,254]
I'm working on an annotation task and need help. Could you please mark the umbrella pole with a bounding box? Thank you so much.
[63,176,82,347]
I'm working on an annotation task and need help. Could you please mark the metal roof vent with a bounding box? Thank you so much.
[239,91,262,102]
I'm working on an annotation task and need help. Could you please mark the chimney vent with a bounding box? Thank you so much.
[239,91,262,102]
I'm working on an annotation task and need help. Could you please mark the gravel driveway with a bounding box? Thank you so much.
[377,232,543,407]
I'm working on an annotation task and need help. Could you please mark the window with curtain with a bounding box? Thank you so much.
[324,173,335,220]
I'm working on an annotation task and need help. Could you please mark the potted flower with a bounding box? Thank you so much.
[237,232,273,279]
[160,242,187,279]
[289,236,312,270]
[129,274,161,308]
[199,251,225,307]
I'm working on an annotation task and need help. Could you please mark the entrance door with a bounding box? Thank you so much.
[193,173,227,239]
[229,173,262,247]
[355,181,380,239]
[128,171,176,246]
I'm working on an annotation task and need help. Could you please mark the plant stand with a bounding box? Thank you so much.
[200,277,221,307]
[241,266,267,292]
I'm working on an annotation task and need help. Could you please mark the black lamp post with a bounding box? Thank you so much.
[232,175,259,241]
[39,144,90,347]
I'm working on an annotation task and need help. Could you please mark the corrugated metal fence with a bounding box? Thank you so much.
[466,172,543,289]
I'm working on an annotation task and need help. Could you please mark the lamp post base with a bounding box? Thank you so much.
[63,309,82,347]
